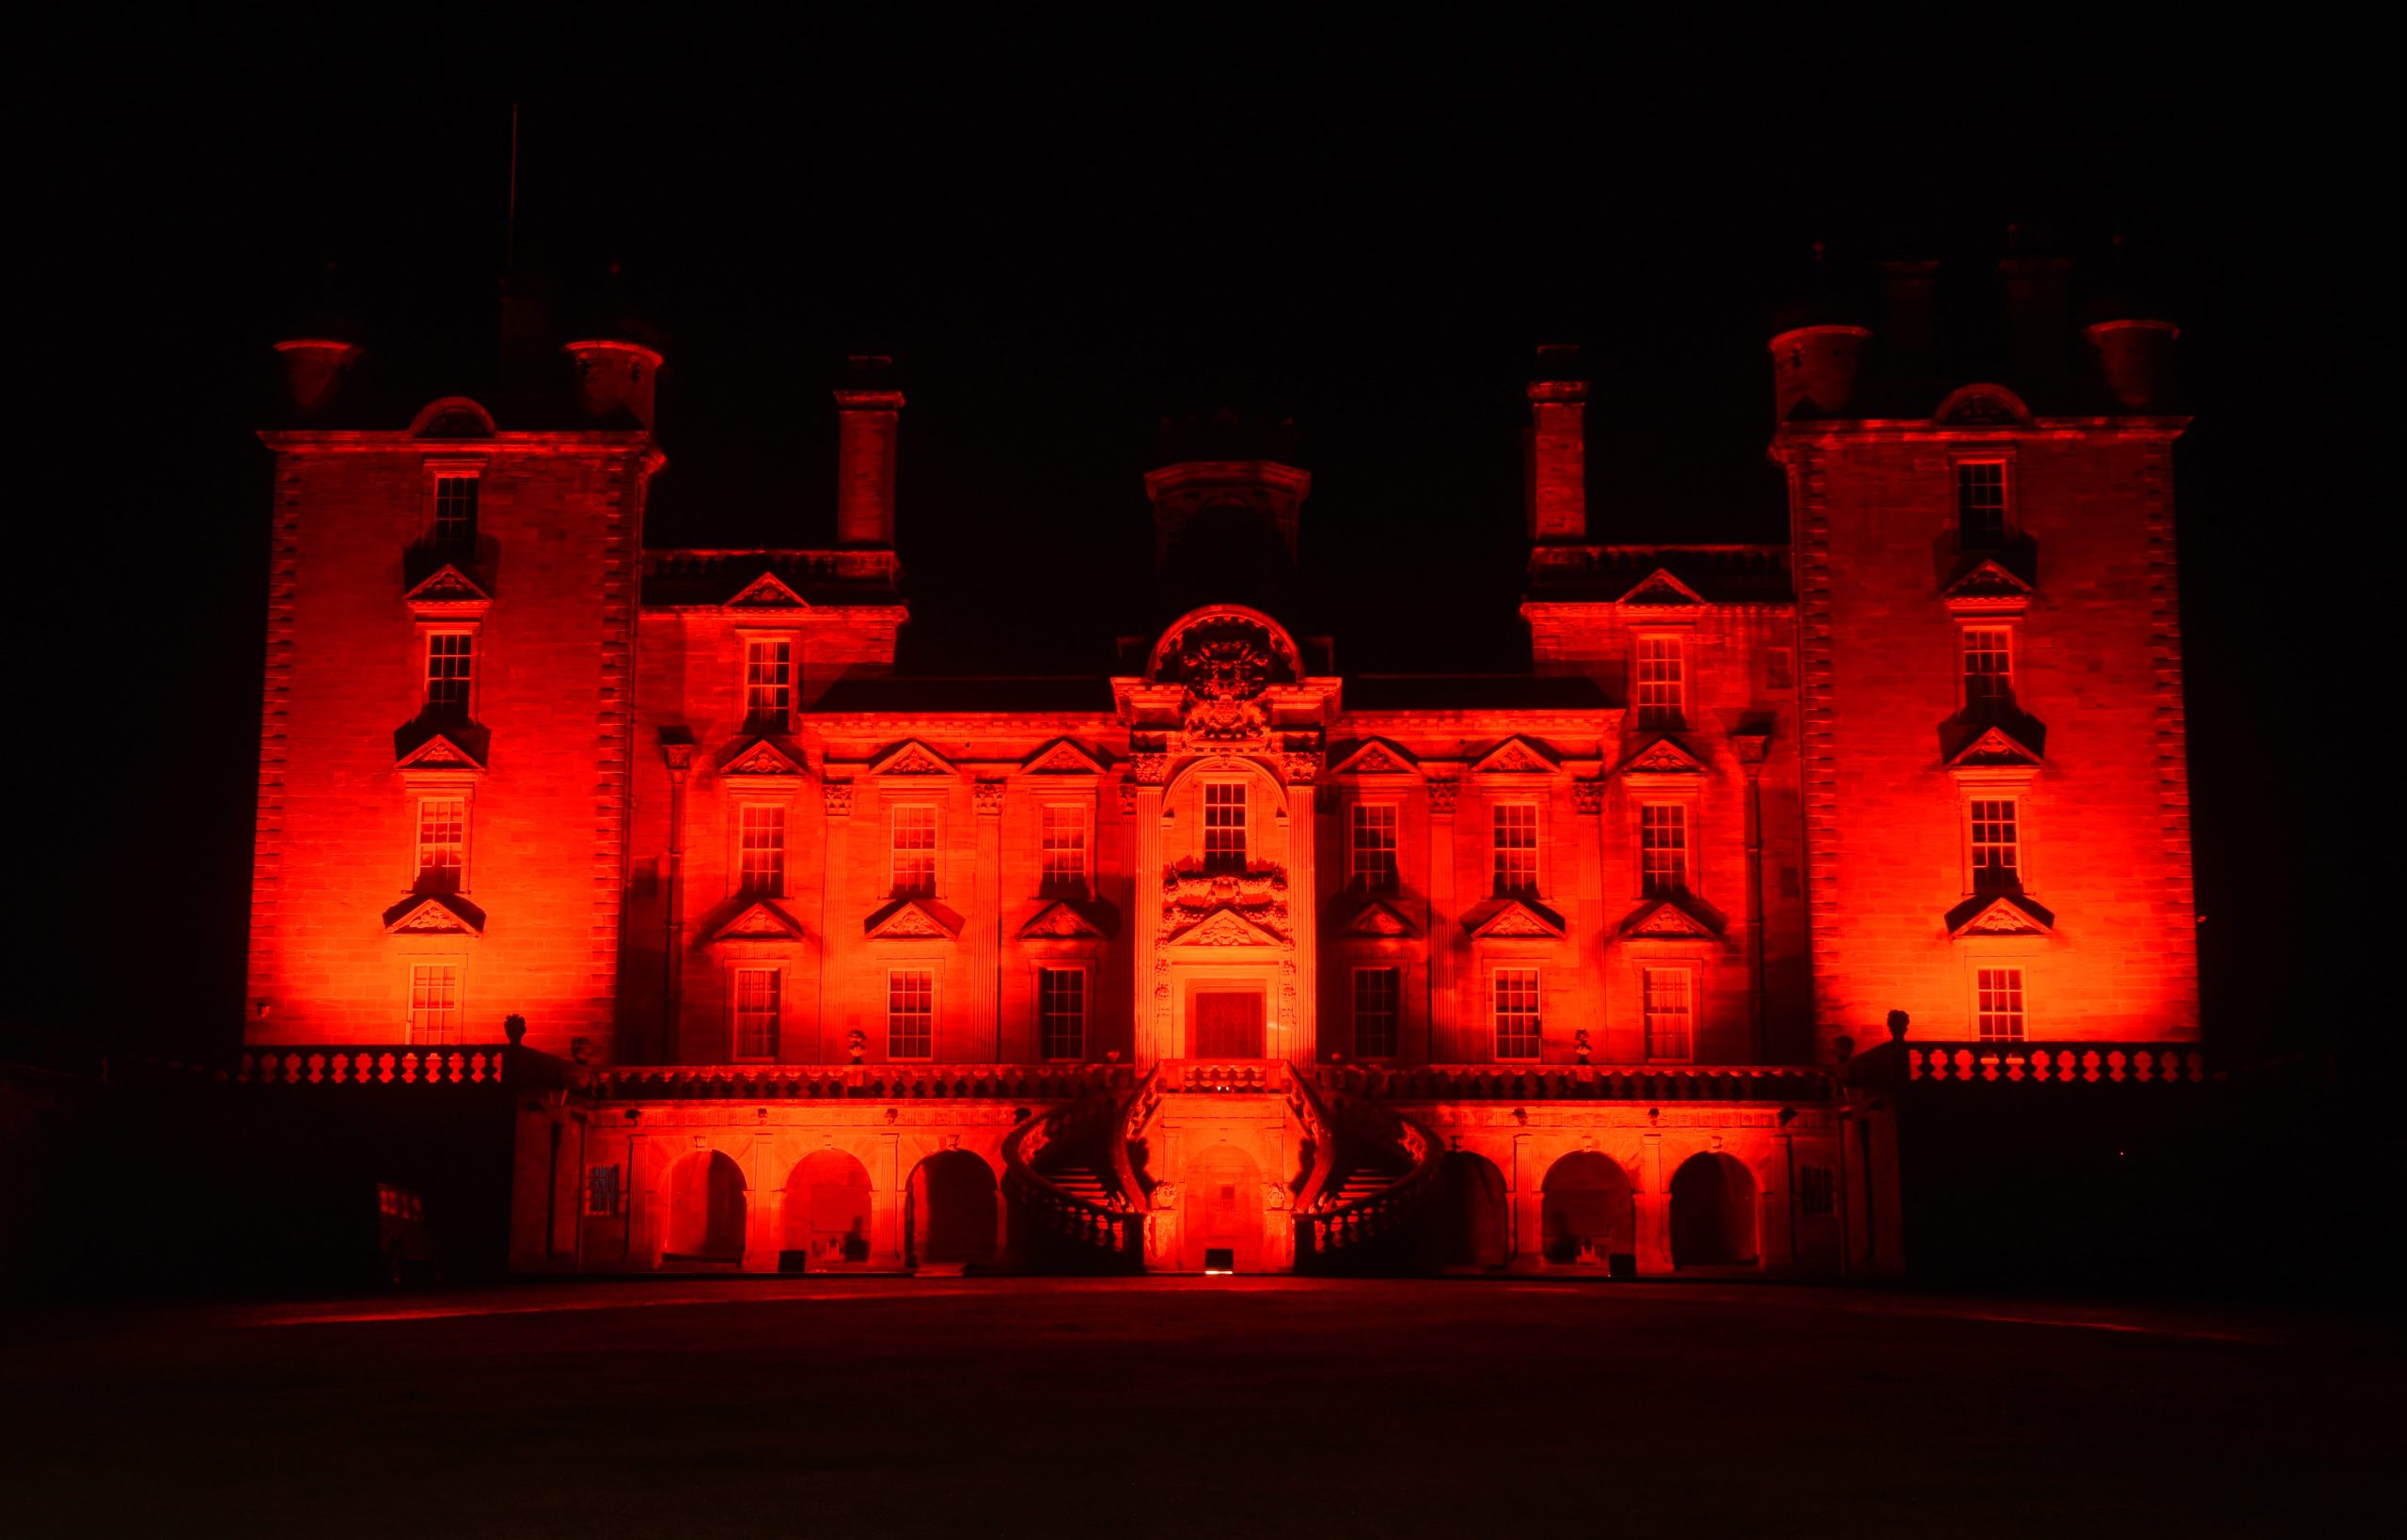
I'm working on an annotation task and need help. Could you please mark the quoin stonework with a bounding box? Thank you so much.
[243,262,2199,1281]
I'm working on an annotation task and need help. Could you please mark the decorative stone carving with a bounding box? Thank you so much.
[823,779,854,816]
[725,740,802,776]
[1426,778,1460,815]
[880,746,950,775]
[1150,1183,1181,1211]
[1130,754,1171,785]
[1473,737,1558,776]
[1282,752,1322,784]
[974,778,1005,816]
[1624,738,1706,775]
[1161,867,1289,940]
[1572,778,1605,814]
[1262,1184,1292,1212]
[725,572,807,608]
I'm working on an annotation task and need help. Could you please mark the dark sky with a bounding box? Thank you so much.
[33,7,2373,1061]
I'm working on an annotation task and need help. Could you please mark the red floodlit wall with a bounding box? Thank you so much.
[1781,418,2197,1046]
[245,429,658,1060]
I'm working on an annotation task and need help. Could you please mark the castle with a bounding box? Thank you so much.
[242,264,2198,1279]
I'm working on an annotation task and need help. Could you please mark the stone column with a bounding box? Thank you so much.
[1637,1129,1671,1273]
[1283,755,1320,1066]
[972,780,1004,1061]
[819,778,852,1062]
[1132,758,1169,1065]
[1427,778,1459,1061]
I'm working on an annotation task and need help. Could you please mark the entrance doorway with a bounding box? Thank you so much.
[1193,991,1265,1058]
[1182,1144,1265,1271]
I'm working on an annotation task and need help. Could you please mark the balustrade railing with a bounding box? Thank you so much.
[1300,1088,1442,1259]
[592,1062,1125,1102]
[1155,1059,1291,1094]
[1316,1062,1835,1103]
[236,1046,510,1087]
[1000,1088,1140,1266]
[1907,1044,2207,1086]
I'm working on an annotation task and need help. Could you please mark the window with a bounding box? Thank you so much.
[424,632,474,717]
[432,475,479,548]
[1349,803,1399,891]
[738,804,786,898]
[1037,966,1086,1060]
[1640,803,1688,897]
[1969,797,2019,889]
[416,796,466,890]
[585,1165,621,1218]
[1800,1165,1836,1219]
[890,805,937,897]
[1643,966,1694,1061]
[744,637,794,731]
[732,966,779,1060]
[889,968,935,1059]
[1976,966,2025,1042]
[1040,805,1087,894]
[407,963,460,1045]
[1962,626,2013,707]
[1352,966,1400,1058]
[1958,461,2007,547]
[1203,782,1247,873]
[1635,636,1686,730]
[1492,803,1539,895]
[1493,968,1541,1060]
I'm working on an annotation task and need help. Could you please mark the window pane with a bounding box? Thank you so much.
[417,796,465,890]
[1958,462,2007,546]
[734,966,779,1058]
[1643,966,1693,1061]
[1038,966,1085,1060]
[1635,636,1686,729]
[891,806,937,896]
[1493,967,1541,1060]
[1350,804,1399,890]
[744,638,793,729]
[739,804,786,897]
[425,633,473,716]
[1492,804,1538,895]
[1041,805,1086,892]
[409,964,460,1045]
[1977,966,2026,1041]
[433,476,479,546]
[1353,966,1400,1058]
[1640,803,1688,897]
[889,968,935,1059]
[1969,797,2019,888]
[1963,627,2013,705]
[1204,783,1247,873]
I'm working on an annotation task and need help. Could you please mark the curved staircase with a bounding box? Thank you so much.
[1000,1078,1145,1271]
[1293,1079,1442,1271]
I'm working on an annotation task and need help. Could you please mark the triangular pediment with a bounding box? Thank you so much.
[1165,904,1286,949]
[1620,735,1707,775]
[1942,558,2035,604]
[1017,900,1109,940]
[712,900,807,942]
[1619,896,1721,939]
[1022,738,1107,776]
[382,893,485,936]
[864,898,962,940]
[1945,724,2044,769]
[403,564,492,611]
[1471,736,1561,777]
[1463,898,1567,940]
[721,737,806,778]
[1946,892,2056,938]
[1336,900,1421,939]
[1329,738,1420,778]
[395,731,487,773]
[724,572,809,609]
[1616,567,1707,606]
[868,739,957,778]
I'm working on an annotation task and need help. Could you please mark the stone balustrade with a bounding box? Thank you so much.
[236,1046,510,1087]
[1318,1062,1837,1104]
[591,1062,1125,1102]
[1907,1044,2207,1086]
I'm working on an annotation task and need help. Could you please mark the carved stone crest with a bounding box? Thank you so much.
[1427,778,1460,815]
[823,779,854,816]
[974,778,1005,816]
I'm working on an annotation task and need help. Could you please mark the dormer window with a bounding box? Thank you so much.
[1957,460,2008,548]
[1203,782,1248,873]
[432,474,479,549]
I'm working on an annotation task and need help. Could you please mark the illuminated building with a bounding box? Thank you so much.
[244,267,2196,1277]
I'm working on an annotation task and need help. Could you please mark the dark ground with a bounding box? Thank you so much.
[6,1279,2394,1538]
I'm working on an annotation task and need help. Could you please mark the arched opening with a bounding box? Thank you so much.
[783,1150,873,1269]
[1541,1151,1635,1269]
[663,1151,747,1262]
[906,1151,998,1270]
[1181,1143,1266,1272]
[1670,1152,1759,1267]
[1438,1151,1510,1269]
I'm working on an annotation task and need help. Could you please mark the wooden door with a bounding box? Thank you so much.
[1192,991,1265,1058]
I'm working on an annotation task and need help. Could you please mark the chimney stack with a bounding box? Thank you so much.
[1998,222,2072,395]
[1526,344,1588,542]
[834,355,904,547]
[562,338,664,429]
[274,338,361,417]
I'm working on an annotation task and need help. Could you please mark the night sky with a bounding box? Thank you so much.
[37,8,2372,1066]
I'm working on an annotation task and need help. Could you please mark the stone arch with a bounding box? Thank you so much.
[1437,1150,1510,1269]
[782,1149,873,1268]
[905,1150,998,1270]
[1159,754,1292,825]
[1541,1150,1635,1268]
[408,396,497,438]
[1932,383,2032,427]
[663,1150,747,1262]
[1669,1151,1760,1267]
